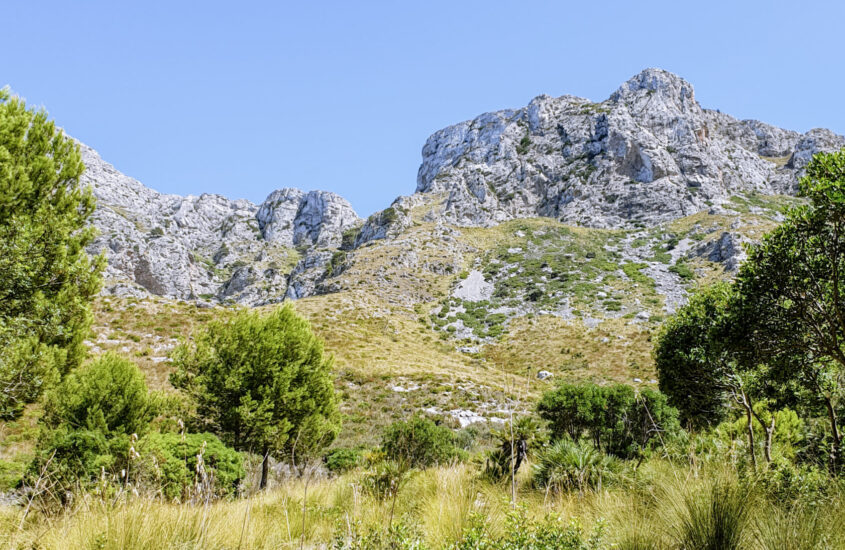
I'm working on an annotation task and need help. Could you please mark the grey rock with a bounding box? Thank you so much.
[81,144,359,304]
[80,68,845,312]
[692,232,749,272]
[413,68,844,228]
[257,189,360,248]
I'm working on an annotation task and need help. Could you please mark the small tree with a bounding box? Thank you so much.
[380,416,460,468]
[537,382,679,460]
[735,150,845,470]
[0,88,104,419]
[137,432,244,500]
[34,353,158,484]
[654,282,739,429]
[654,283,781,467]
[170,305,340,489]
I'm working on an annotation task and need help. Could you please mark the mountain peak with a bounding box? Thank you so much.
[609,68,696,105]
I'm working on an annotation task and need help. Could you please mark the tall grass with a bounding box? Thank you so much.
[2,460,844,549]
[667,478,751,550]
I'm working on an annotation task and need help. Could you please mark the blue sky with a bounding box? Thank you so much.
[5,1,844,216]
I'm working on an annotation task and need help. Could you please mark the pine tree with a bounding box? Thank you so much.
[0,88,104,419]
[171,305,340,489]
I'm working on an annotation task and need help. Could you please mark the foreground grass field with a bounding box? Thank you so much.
[3,459,844,549]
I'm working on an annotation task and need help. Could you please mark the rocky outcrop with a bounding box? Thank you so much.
[257,189,360,248]
[415,68,844,228]
[691,231,750,272]
[82,144,360,304]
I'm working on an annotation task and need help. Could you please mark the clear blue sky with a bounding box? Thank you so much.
[5,1,844,216]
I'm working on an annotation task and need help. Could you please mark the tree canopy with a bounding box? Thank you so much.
[537,382,680,460]
[0,88,104,419]
[656,150,845,470]
[170,305,340,488]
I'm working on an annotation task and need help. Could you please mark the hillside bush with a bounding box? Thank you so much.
[170,304,340,488]
[532,439,621,494]
[537,382,680,459]
[453,508,606,550]
[136,431,244,500]
[31,353,158,484]
[381,416,462,468]
[324,447,361,474]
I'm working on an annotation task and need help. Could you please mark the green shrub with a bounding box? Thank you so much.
[170,305,340,489]
[516,134,532,155]
[333,520,426,550]
[33,427,129,485]
[42,353,157,437]
[31,353,159,484]
[324,447,361,474]
[136,431,244,500]
[532,439,620,494]
[341,227,360,250]
[361,459,413,501]
[537,382,680,460]
[483,417,548,481]
[328,251,347,276]
[380,417,461,468]
[669,262,695,280]
[453,508,606,550]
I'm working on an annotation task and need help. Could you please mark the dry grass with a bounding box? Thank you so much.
[3,459,844,549]
[483,316,656,385]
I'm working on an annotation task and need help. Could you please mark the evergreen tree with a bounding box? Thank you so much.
[0,88,104,419]
[170,305,340,489]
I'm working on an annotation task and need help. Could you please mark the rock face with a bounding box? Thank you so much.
[82,68,845,304]
[257,189,360,248]
[415,68,845,228]
[82,144,361,304]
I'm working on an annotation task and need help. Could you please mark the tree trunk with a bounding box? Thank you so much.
[260,447,270,490]
[742,392,757,471]
[750,408,775,464]
[764,416,775,464]
[823,395,841,472]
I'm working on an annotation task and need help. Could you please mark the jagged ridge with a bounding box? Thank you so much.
[83,68,844,304]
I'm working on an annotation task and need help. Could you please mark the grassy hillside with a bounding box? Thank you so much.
[0,193,804,501]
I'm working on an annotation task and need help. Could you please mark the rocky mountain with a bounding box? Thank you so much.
[84,68,844,308]
[415,68,843,228]
[82,144,360,304]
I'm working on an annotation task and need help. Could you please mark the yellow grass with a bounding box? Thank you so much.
[3,459,844,549]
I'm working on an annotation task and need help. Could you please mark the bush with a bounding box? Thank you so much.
[324,447,361,474]
[361,459,413,501]
[31,353,158,484]
[669,262,695,280]
[333,520,426,550]
[381,416,461,468]
[483,417,547,481]
[136,432,244,500]
[42,353,157,437]
[453,508,606,550]
[170,305,340,489]
[532,439,621,494]
[537,382,680,459]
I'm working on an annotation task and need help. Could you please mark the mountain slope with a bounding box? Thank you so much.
[85,69,843,307]
[63,68,843,438]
